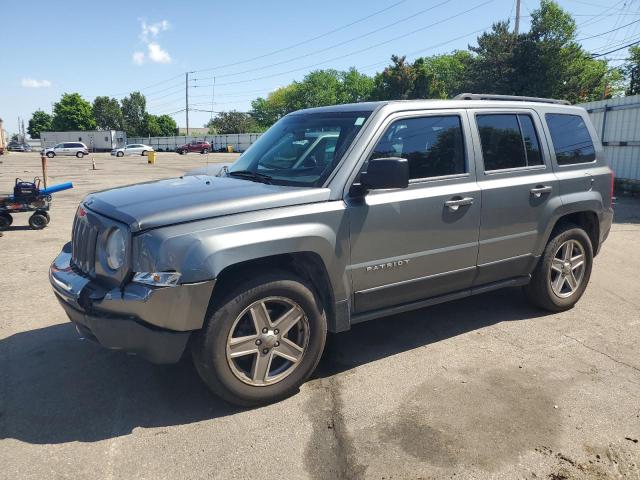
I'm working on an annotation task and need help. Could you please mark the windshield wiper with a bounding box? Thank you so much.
[228,170,273,184]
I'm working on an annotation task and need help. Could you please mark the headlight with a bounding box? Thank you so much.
[105,228,126,270]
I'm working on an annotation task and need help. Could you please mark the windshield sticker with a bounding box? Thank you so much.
[354,117,365,126]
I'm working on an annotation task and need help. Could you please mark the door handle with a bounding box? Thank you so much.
[444,197,474,211]
[530,185,552,197]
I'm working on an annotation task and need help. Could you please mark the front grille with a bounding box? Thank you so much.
[71,214,99,275]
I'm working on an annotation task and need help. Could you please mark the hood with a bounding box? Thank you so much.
[84,174,331,232]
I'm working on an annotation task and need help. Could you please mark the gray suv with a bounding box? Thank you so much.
[49,94,614,406]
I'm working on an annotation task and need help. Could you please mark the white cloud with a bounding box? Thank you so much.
[140,19,170,42]
[132,51,145,65]
[135,19,172,65]
[21,78,52,88]
[147,42,171,64]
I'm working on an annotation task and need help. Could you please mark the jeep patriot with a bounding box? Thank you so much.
[50,94,614,405]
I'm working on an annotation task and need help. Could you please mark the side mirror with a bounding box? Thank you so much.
[360,157,409,190]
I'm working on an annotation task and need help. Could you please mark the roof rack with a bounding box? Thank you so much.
[453,93,570,105]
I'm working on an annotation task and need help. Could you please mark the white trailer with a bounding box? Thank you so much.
[40,130,127,152]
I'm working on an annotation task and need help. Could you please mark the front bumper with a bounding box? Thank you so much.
[49,243,215,364]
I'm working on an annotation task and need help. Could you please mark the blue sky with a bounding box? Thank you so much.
[1,0,637,136]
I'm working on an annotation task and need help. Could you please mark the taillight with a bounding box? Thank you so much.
[610,170,615,205]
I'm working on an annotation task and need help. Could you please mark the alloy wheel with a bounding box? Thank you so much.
[226,296,309,386]
[549,239,586,298]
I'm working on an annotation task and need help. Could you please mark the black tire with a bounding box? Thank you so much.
[0,213,12,230]
[192,271,327,406]
[28,213,48,230]
[524,224,593,312]
[76,152,84,158]
[46,152,55,158]
[37,211,50,224]
[202,148,209,154]
[142,150,148,156]
[117,151,124,157]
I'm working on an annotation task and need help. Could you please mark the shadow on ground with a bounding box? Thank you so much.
[0,288,545,445]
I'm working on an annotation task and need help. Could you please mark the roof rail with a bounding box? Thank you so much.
[453,93,571,105]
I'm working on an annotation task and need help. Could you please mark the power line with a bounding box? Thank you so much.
[577,18,640,41]
[192,0,455,81]
[191,0,408,74]
[592,38,640,56]
[192,0,493,88]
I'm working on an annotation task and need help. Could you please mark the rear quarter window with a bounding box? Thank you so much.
[545,113,596,165]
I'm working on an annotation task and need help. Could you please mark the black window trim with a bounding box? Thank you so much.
[368,110,471,186]
[472,109,548,175]
[545,113,597,168]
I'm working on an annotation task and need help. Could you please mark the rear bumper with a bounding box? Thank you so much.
[597,206,614,254]
[49,243,215,363]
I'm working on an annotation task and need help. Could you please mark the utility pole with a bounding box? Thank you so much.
[185,71,190,136]
[210,76,216,121]
[514,0,521,35]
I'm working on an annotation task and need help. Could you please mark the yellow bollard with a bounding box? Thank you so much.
[227,145,234,153]
[147,151,156,164]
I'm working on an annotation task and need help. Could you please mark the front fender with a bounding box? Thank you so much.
[132,203,349,300]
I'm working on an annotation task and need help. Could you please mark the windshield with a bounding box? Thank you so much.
[228,110,372,187]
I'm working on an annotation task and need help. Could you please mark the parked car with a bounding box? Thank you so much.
[50,94,614,406]
[43,142,89,158]
[176,140,211,154]
[7,143,32,152]
[111,144,154,157]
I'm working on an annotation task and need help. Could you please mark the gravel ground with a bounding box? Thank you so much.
[0,152,639,480]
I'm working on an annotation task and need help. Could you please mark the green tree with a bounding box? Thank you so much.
[51,93,96,131]
[251,68,374,128]
[206,110,258,134]
[121,91,147,137]
[156,115,177,136]
[251,84,301,128]
[373,55,414,100]
[92,96,123,130]
[338,68,375,103]
[27,110,52,139]
[623,45,640,95]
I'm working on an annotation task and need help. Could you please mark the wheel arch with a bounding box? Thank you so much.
[209,252,338,331]
[545,210,600,255]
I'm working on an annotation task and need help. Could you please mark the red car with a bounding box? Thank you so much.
[176,140,211,154]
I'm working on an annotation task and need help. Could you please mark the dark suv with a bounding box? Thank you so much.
[50,94,614,406]
[176,140,211,155]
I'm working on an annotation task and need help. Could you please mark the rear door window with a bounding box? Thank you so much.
[370,115,466,179]
[545,113,596,165]
[476,114,543,171]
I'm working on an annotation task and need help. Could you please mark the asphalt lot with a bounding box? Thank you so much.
[1,151,639,480]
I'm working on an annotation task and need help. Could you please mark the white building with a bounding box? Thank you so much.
[40,130,126,151]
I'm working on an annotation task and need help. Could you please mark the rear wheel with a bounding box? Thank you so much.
[28,213,48,230]
[46,152,55,158]
[76,152,84,158]
[142,150,148,156]
[192,271,327,406]
[524,224,593,311]
[0,213,13,230]
[117,151,124,157]
[202,148,209,154]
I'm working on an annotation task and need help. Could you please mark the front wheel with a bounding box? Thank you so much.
[524,224,593,312]
[46,152,55,158]
[202,148,209,154]
[116,151,124,157]
[142,150,148,156]
[192,271,327,406]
